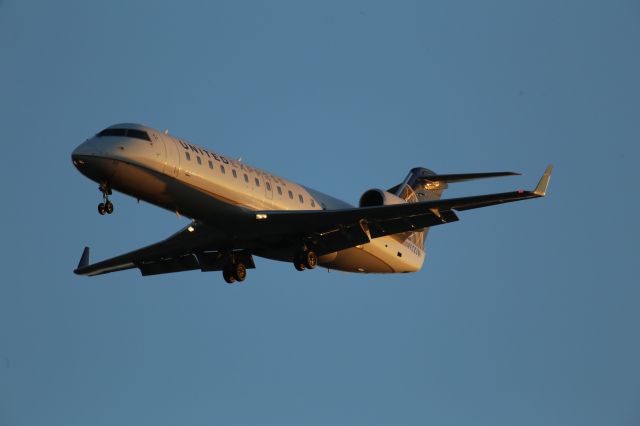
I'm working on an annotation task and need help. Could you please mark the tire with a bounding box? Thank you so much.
[223,269,236,284]
[293,254,306,271]
[98,203,106,215]
[105,201,114,214]
[304,250,318,269]
[234,262,247,282]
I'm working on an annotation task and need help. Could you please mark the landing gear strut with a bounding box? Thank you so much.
[223,261,247,284]
[97,182,113,215]
[294,249,317,271]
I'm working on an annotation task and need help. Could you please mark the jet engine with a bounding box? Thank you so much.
[359,189,407,207]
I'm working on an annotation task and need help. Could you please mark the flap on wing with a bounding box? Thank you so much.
[311,221,371,254]
[136,250,256,276]
[367,209,459,238]
[138,254,200,276]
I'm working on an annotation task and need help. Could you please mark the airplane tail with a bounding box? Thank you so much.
[387,167,520,255]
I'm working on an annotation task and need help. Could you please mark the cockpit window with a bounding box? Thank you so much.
[97,128,151,142]
[97,128,126,137]
[127,129,151,141]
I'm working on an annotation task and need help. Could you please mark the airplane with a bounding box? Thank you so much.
[71,123,552,283]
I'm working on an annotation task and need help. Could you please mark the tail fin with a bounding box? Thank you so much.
[388,167,520,248]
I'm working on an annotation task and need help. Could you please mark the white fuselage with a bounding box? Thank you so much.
[72,123,426,273]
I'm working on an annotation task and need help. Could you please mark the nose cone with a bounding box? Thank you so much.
[71,139,96,164]
[71,139,96,179]
[71,138,118,183]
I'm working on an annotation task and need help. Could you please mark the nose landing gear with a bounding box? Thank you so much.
[97,182,114,215]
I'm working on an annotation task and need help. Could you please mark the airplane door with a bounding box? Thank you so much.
[149,132,167,164]
[160,134,181,177]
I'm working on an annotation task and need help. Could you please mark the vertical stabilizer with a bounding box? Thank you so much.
[387,167,521,251]
[387,168,448,256]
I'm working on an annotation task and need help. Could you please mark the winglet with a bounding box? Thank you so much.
[75,247,90,272]
[533,164,553,196]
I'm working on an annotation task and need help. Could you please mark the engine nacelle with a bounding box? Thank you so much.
[359,189,407,207]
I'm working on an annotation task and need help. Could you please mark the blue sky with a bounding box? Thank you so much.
[1,1,639,425]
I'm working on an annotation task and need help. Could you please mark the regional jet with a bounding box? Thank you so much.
[72,123,552,283]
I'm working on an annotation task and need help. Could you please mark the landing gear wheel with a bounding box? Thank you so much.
[223,261,247,284]
[234,262,247,282]
[98,182,114,216]
[294,250,317,271]
[293,254,306,271]
[223,269,236,284]
[303,250,318,269]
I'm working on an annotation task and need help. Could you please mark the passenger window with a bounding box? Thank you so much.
[208,160,213,169]
[185,152,191,161]
[232,169,237,178]
[244,174,249,183]
[298,194,304,203]
[288,190,293,199]
[311,199,315,207]
[197,156,202,165]
[277,186,282,195]
[266,182,271,191]
[254,177,260,187]
[220,165,225,174]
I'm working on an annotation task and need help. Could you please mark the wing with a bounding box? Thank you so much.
[75,165,552,275]
[247,165,553,254]
[74,222,254,277]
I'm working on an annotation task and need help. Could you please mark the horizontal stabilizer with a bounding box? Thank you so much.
[423,171,519,183]
[387,169,520,195]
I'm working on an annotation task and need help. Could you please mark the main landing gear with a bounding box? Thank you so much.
[97,182,114,215]
[222,261,247,284]
[293,249,318,271]
[221,249,316,284]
